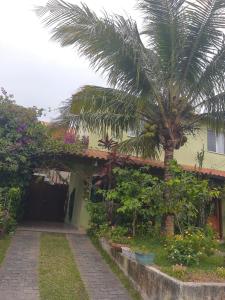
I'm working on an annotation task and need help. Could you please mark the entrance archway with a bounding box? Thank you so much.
[24,174,68,222]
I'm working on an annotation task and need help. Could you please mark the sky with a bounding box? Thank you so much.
[0,0,139,120]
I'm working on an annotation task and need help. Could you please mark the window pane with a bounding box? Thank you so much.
[207,129,216,152]
[216,132,225,154]
[127,129,136,137]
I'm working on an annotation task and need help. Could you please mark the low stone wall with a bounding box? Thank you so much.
[100,238,225,300]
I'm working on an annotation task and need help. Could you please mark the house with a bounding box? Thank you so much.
[85,124,225,172]
[64,123,225,239]
[26,123,225,238]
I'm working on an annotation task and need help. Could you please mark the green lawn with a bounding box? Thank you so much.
[39,233,89,300]
[0,235,11,265]
[90,235,142,300]
[128,237,225,282]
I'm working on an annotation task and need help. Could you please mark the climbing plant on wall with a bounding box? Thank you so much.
[0,88,84,232]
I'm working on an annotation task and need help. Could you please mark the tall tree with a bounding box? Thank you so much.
[37,0,225,235]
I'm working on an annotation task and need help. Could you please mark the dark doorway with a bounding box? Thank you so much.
[24,179,68,222]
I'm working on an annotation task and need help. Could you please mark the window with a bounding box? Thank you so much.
[207,129,225,154]
[127,129,136,137]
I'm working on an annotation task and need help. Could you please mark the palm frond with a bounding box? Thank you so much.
[181,0,225,86]
[57,85,142,138]
[191,41,225,102]
[138,0,186,82]
[36,1,155,96]
[118,134,160,159]
[39,0,225,156]
[202,92,225,131]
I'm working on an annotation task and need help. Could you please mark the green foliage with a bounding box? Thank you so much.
[0,88,83,188]
[0,88,84,231]
[0,92,44,188]
[109,226,128,243]
[87,202,108,233]
[0,88,85,236]
[216,267,225,279]
[89,222,128,244]
[105,167,162,236]
[39,0,225,161]
[164,161,219,232]
[97,163,219,237]
[166,228,218,266]
[0,187,21,233]
[7,187,22,218]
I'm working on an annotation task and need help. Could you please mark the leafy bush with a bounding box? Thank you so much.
[97,163,219,237]
[166,228,218,266]
[95,224,128,243]
[96,224,111,238]
[110,226,128,243]
[87,201,108,234]
[0,187,21,233]
[0,88,84,234]
[104,167,163,236]
[216,267,225,279]
[164,161,219,233]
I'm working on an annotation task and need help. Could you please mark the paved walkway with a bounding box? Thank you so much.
[18,221,83,234]
[0,231,40,300]
[68,234,132,300]
[0,228,133,300]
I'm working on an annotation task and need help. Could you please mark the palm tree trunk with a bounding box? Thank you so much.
[163,143,175,236]
[164,144,174,181]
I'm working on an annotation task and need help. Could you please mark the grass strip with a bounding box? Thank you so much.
[0,235,11,265]
[89,235,142,300]
[39,233,89,300]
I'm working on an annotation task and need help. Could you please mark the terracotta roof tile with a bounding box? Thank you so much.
[79,149,225,179]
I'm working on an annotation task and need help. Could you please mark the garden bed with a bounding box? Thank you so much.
[125,236,225,283]
[100,238,225,300]
[104,236,225,283]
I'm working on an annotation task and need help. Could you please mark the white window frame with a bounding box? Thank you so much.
[207,129,225,154]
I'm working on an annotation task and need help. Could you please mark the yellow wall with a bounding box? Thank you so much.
[172,126,225,171]
[65,161,96,229]
[86,125,225,171]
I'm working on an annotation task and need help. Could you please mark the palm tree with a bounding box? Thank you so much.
[37,0,225,235]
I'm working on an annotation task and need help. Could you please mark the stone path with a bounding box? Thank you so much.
[18,221,82,234]
[0,228,132,300]
[68,233,132,300]
[0,231,40,300]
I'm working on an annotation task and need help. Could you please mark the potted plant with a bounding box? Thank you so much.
[134,245,155,265]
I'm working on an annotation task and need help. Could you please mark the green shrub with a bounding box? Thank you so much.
[110,226,128,243]
[104,167,163,237]
[216,267,225,279]
[87,201,107,233]
[4,216,17,233]
[96,224,128,243]
[96,224,111,239]
[0,187,21,234]
[164,161,220,232]
[166,228,217,266]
